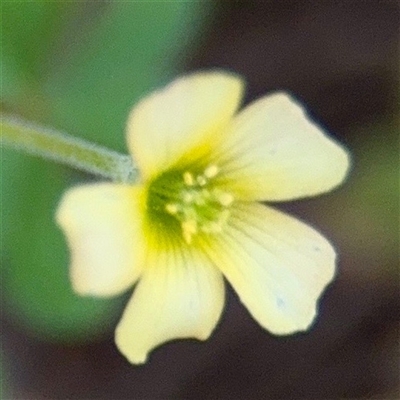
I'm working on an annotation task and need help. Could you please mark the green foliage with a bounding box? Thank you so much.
[44,2,207,151]
[1,1,211,342]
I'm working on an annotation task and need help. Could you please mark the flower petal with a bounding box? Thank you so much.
[56,184,146,297]
[213,92,350,201]
[202,202,336,335]
[115,232,225,364]
[127,71,244,179]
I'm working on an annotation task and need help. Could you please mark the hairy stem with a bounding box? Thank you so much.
[1,115,139,183]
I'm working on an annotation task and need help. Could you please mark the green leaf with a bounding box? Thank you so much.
[1,1,77,77]
[44,2,210,151]
[1,2,74,109]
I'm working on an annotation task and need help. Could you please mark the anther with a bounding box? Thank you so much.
[217,192,234,207]
[183,172,195,186]
[183,192,194,203]
[165,203,179,215]
[204,165,219,178]
[196,176,207,186]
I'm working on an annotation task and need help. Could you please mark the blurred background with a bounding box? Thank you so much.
[1,1,399,398]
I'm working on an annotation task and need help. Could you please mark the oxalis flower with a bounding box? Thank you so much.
[56,71,350,364]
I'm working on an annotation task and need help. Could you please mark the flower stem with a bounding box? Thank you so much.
[1,115,139,183]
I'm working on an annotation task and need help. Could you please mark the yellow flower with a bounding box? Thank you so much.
[56,71,350,364]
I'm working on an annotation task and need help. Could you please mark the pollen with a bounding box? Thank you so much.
[204,164,219,178]
[183,172,195,186]
[196,176,207,186]
[150,164,235,245]
[217,192,234,206]
[165,203,179,215]
[183,192,194,203]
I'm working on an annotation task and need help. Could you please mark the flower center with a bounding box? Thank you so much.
[148,164,234,244]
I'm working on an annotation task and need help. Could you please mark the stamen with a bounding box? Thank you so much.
[217,192,234,206]
[165,203,179,215]
[204,164,219,178]
[196,176,207,186]
[156,168,234,244]
[183,172,194,186]
[183,192,194,203]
